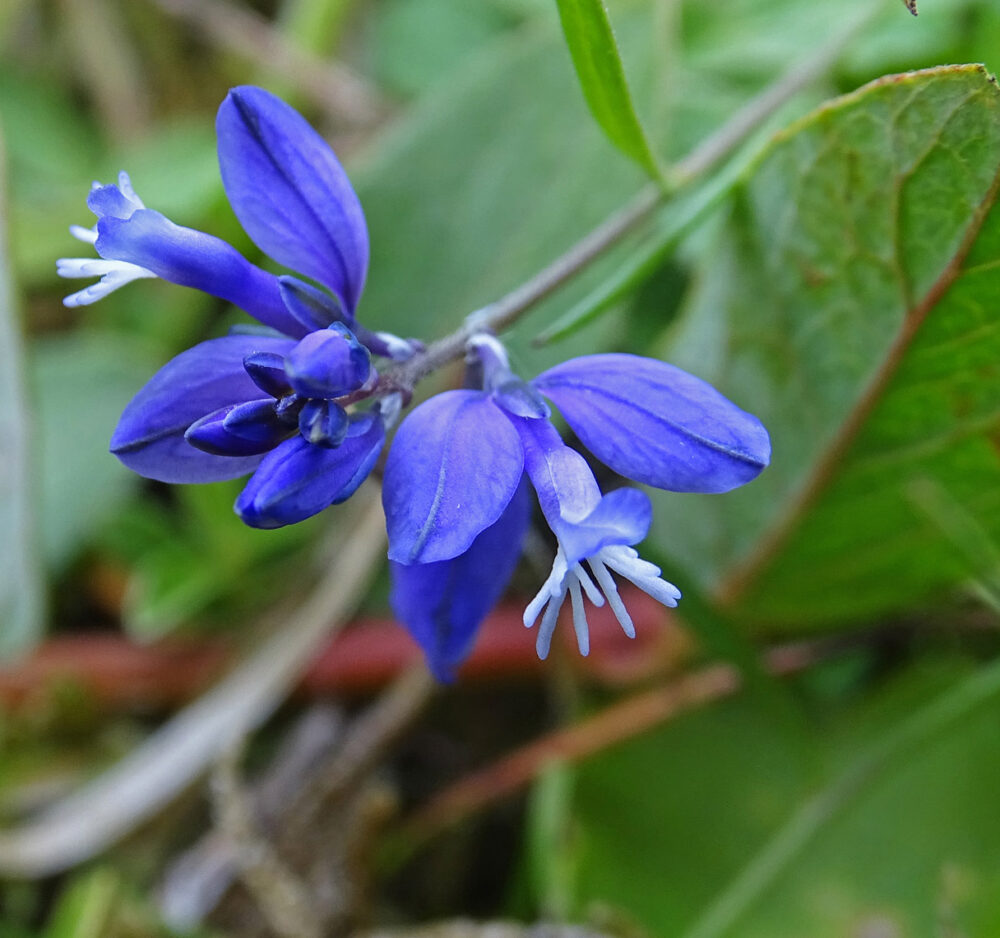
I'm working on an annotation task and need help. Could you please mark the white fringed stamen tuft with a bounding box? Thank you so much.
[59,172,153,307]
[524,543,680,659]
[69,224,99,245]
[57,257,157,307]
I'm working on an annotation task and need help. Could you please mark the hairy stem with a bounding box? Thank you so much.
[383,5,875,396]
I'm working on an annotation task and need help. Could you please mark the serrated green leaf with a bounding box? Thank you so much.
[554,0,661,179]
[649,65,1000,628]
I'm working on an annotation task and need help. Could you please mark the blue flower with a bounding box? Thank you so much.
[59,85,771,682]
[59,86,413,528]
[384,335,770,679]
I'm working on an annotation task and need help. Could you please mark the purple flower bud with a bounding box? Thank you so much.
[298,399,349,448]
[284,324,372,400]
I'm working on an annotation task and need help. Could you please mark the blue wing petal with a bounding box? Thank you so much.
[216,86,369,314]
[535,354,770,493]
[390,480,531,681]
[235,414,384,528]
[111,335,294,483]
[383,390,524,564]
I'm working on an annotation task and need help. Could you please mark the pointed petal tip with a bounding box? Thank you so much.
[216,84,369,314]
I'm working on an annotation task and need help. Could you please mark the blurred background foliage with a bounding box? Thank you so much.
[2,0,1000,935]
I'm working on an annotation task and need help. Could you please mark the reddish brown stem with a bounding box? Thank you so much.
[0,590,688,712]
[398,640,836,846]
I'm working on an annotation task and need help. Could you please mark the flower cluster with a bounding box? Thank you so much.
[385,335,769,677]
[60,86,770,680]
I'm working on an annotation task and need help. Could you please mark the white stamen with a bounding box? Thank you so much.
[57,256,157,307]
[588,557,636,639]
[603,548,681,607]
[571,561,603,607]
[69,224,99,245]
[59,172,152,307]
[568,579,590,656]
[523,547,568,628]
[523,542,681,659]
[536,594,563,659]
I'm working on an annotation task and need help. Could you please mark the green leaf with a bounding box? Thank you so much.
[355,21,651,379]
[368,0,520,98]
[553,0,661,179]
[0,125,44,656]
[31,333,156,568]
[42,869,118,938]
[534,161,742,345]
[649,65,1000,628]
[41,867,173,938]
[571,657,1000,937]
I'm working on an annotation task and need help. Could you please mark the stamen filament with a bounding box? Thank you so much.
[568,579,590,655]
[589,557,636,639]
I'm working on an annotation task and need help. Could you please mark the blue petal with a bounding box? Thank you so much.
[235,415,384,528]
[185,403,287,456]
[87,180,143,219]
[223,398,295,443]
[383,390,524,564]
[390,480,531,682]
[512,415,601,531]
[95,209,308,337]
[279,276,347,332]
[512,416,651,568]
[111,335,295,483]
[298,399,349,448]
[557,488,651,566]
[243,351,291,398]
[492,377,550,419]
[216,86,369,314]
[534,354,771,493]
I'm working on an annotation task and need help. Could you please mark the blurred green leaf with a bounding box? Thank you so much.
[103,119,222,222]
[42,869,118,938]
[368,0,520,97]
[534,162,740,345]
[41,867,171,938]
[279,0,357,55]
[0,71,102,185]
[572,656,1000,936]
[355,20,648,378]
[0,126,44,656]
[102,480,314,639]
[30,333,155,568]
[650,65,1000,628]
[355,0,905,379]
[0,70,104,286]
[553,0,661,179]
